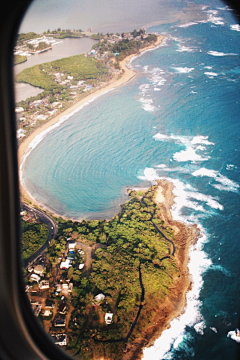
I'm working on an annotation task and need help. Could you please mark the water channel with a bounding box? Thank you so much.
[14,37,97,102]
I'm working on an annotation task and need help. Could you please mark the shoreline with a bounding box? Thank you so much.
[18,35,163,213]
[123,180,199,360]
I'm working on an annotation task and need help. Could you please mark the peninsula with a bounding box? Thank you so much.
[23,181,198,359]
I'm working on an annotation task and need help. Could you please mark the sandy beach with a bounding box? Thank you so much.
[18,35,163,210]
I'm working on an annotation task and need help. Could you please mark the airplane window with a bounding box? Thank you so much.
[15,0,240,359]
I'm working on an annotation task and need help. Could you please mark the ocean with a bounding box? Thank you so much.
[21,0,240,359]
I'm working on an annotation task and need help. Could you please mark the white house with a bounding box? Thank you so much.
[68,242,76,250]
[105,313,113,325]
[30,274,40,282]
[94,293,105,302]
[60,258,72,269]
[79,263,84,270]
[39,280,49,290]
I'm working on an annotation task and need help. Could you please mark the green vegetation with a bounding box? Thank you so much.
[48,186,178,358]
[16,65,58,90]
[14,54,27,65]
[112,33,157,61]
[17,32,39,44]
[44,28,83,39]
[15,54,109,90]
[21,220,48,261]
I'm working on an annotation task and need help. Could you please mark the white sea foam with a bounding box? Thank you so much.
[204,71,218,78]
[204,66,213,69]
[192,168,239,192]
[172,67,195,74]
[173,147,210,163]
[201,9,225,26]
[227,329,240,343]
[153,133,214,164]
[210,327,218,333]
[139,97,155,112]
[230,24,240,32]
[207,50,238,56]
[177,45,195,52]
[226,164,237,170]
[187,191,223,210]
[138,167,160,183]
[208,264,231,277]
[194,321,206,335]
[178,22,199,28]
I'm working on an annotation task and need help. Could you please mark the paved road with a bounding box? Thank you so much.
[21,203,58,267]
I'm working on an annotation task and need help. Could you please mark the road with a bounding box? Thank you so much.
[21,203,58,267]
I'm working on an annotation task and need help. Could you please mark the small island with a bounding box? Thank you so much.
[22,181,198,359]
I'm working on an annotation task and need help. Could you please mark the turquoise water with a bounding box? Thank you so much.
[22,1,240,359]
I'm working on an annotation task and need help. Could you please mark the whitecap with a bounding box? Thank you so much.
[172,67,195,74]
[177,45,195,52]
[192,167,239,192]
[191,135,215,146]
[204,72,218,78]
[138,167,160,182]
[194,321,206,335]
[210,327,218,333]
[230,24,240,32]
[227,329,240,343]
[173,147,210,163]
[177,22,199,28]
[187,191,223,210]
[226,164,237,170]
[207,50,238,56]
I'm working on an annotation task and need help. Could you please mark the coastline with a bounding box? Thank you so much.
[18,35,163,212]
[123,180,199,360]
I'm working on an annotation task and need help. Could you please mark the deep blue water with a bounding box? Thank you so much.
[22,1,240,359]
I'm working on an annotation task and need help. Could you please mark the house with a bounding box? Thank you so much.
[15,106,24,112]
[93,293,105,304]
[51,334,67,346]
[68,240,76,250]
[33,265,45,275]
[105,313,113,325]
[39,280,49,290]
[30,273,40,283]
[17,128,26,139]
[79,263,84,270]
[42,309,51,317]
[60,258,72,269]
[54,318,66,327]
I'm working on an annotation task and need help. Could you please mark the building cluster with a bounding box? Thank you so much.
[14,35,61,57]
[25,237,88,347]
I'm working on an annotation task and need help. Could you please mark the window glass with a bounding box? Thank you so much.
[15,1,240,359]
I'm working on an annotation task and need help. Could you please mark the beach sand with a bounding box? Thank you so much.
[18,35,163,211]
[123,180,199,360]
